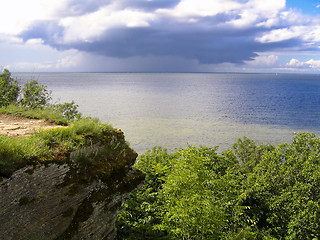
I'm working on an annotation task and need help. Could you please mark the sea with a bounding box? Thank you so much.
[13,72,320,153]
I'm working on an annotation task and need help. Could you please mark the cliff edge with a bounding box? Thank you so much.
[0,116,145,240]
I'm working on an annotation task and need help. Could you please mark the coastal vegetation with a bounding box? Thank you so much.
[117,134,320,239]
[0,69,80,125]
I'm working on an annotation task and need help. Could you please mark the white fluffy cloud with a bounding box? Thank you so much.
[2,0,287,41]
[287,58,307,67]
[256,25,320,44]
[285,58,320,71]
[256,28,301,43]
[230,0,285,27]
[156,0,285,28]
[256,8,320,46]
[61,7,156,43]
[306,59,320,69]
[247,54,279,66]
[157,0,243,17]
[0,0,68,35]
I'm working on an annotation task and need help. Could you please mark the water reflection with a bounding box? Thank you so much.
[13,73,320,153]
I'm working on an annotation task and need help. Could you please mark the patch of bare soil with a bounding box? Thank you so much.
[0,114,65,137]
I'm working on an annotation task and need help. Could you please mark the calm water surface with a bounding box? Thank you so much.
[13,73,320,153]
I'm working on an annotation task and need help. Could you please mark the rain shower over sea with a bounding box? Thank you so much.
[14,72,320,153]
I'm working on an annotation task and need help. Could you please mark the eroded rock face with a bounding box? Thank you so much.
[0,117,145,239]
[0,162,144,240]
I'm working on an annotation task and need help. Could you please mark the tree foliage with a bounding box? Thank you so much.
[20,80,51,109]
[116,147,173,240]
[0,69,81,121]
[51,101,82,121]
[0,69,20,107]
[117,133,320,239]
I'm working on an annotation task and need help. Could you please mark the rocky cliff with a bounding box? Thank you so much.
[0,118,145,240]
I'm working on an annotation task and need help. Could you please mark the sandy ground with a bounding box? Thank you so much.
[0,114,64,137]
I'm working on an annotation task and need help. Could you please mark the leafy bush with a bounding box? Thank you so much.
[116,147,174,240]
[20,80,51,109]
[0,69,20,107]
[51,101,81,121]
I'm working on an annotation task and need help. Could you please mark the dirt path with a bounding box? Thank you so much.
[0,114,65,137]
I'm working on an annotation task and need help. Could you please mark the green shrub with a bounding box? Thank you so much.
[20,80,51,109]
[51,101,82,121]
[0,69,20,107]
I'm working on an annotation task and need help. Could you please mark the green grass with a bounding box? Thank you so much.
[0,117,130,179]
[0,104,69,125]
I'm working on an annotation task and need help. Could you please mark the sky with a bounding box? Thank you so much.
[1,0,320,73]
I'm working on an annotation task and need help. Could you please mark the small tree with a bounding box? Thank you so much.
[20,80,51,109]
[52,101,82,121]
[0,69,20,107]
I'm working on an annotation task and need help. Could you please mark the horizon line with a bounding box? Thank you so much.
[11,71,320,75]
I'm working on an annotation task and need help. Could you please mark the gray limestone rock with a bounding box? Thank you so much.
[0,163,144,240]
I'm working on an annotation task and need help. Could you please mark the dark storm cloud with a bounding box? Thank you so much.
[68,27,263,64]
[21,21,302,64]
[18,0,303,65]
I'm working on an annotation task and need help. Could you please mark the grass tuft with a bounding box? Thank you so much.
[0,104,68,125]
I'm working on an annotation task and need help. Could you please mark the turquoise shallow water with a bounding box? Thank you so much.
[13,73,320,153]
